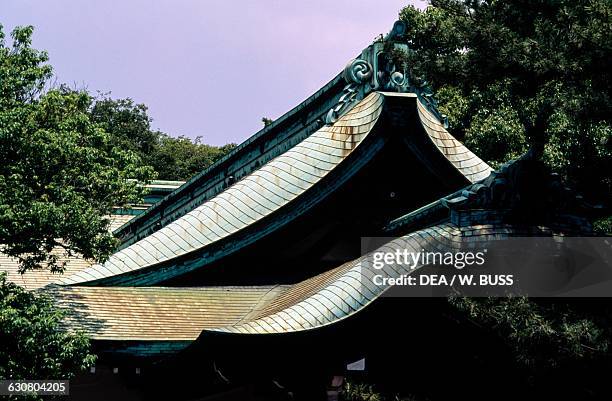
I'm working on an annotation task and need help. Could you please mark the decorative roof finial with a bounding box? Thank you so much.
[325,21,411,124]
[385,20,408,41]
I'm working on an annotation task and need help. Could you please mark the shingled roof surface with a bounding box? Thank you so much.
[58,92,386,286]
[416,98,492,183]
[47,285,284,341]
[46,222,548,342]
[48,223,459,340]
[1,90,496,352]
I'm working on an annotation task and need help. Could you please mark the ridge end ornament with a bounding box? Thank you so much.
[343,59,373,84]
[325,20,411,125]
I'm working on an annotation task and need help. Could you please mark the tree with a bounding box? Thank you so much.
[400,0,611,207]
[147,134,236,181]
[0,25,154,273]
[0,272,95,399]
[449,296,609,369]
[397,0,612,376]
[89,96,237,181]
[90,95,158,158]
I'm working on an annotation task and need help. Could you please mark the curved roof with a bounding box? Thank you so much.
[59,92,385,286]
[0,21,509,358]
[113,74,346,249]
[47,91,492,287]
[50,223,462,341]
[207,223,461,335]
[2,92,491,292]
[52,222,527,342]
[416,99,492,183]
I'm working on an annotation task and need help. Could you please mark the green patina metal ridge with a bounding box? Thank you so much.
[114,20,438,251]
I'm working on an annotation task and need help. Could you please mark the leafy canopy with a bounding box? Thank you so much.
[148,134,236,181]
[0,272,95,395]
[90,95,158,158]
[400,0,611,206]
[0,25,154,272]
[90,94,237,181]
[397,0,612,375]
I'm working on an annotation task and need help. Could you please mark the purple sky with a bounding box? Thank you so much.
[3,0,425,145]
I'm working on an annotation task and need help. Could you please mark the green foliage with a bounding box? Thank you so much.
[593,216,612,235]
[261,117,274,127]
[0,25,154,272]
[450,297,609,369]
[90,96,236,181]
[344,380,384,401]
[0,24,236,272]
[90,95,158,157]
[461,80,528,167]
[398,0,612,377]
[0,25,51,106]
[434,86,467,132]
[147,134,236,181]
[343,379,422,401]
[464,105,527,168]
[0,272,95,399]
[399,0,611,205]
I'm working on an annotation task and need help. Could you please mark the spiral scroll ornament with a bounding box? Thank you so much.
[390,71,408,88]
[343,59,373,85]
